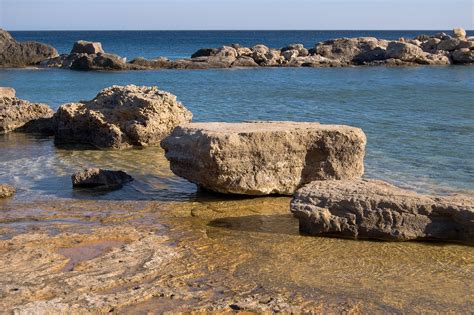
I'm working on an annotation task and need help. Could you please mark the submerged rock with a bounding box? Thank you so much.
[161,122,366,195]
[0,29,58,67]
[72,168,133,189]
[291,179,474,244]
[0,95,54,134]
[55,85,193,149]
[0,184,15,198]
[70,40,105,54]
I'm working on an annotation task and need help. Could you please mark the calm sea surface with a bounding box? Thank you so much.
[0,31,473,200]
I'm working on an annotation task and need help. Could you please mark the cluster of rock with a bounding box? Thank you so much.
[0,29,58,67]
[72,168,133,190]
[0,184,15,198]
[160,121,473,244]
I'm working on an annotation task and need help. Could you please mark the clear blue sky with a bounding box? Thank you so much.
[1,0,473,30]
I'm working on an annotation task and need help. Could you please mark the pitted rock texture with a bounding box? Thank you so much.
[72,168,133,190]
[0,184,15,198]
[161,122,366,195]
[0,29,58,67]
[291,179,474,244]
[0,96,54,134]
[54,85,193,149]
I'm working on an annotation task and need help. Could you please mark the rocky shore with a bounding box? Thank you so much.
[1,28,473,70]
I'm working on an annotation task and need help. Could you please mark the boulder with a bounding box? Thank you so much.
[0,96,54,134]
[235,47,252,57]
[70,41,104,54]
[421,38,441,52]
[290,179,474,244]
[281,44,309,57]
[231,56,259,67]
[451,49,474,64]
[72,168,133,189]
[453,28,466,39]
[191,48,218,58]
[0,87,15,98]
[69,53,127,71]
[251,45,271,64]
[315,37,388,64]
[0,29,58,67]
[54,85,192,149]
[437,38,461,51]
[161,122,366,195]
[386,41,424,62]
[0,184,15,198]
[281,49,299,61]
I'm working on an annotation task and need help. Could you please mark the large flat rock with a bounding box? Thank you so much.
[291,179,474,244]
[161,122,366,195]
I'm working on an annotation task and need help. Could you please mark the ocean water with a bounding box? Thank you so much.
[0,31,473,200]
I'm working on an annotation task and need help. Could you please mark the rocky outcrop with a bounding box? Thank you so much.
[54,85,192,149]
[315,37,389,64]
[291,179,474,244]
[0,29,58,67]
[161,122,366,195]
[0,184,15,198]
[0,92,54,134]
[70,41,104,54]
[72,168,133,189]
[42,52,127,70]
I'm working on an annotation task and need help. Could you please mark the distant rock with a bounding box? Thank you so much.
[0,29,58,67]
[451,48,474,64]
[70,41,105,54]
[0,87,15,98]
[386,41,424,62]
[161,121,366,195]
[437,38,461,51]
[191,48,218,58]
[0,94,54,134]
[55,85,193,149]
[291,179,474,244]
[315,37,388,64]
[232,56,259,67]
[453,28,466,39]
[69,53,127,71]
[0,184,15,198]
[72,168,133,190]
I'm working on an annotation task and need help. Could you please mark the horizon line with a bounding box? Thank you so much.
[6,29,473,32]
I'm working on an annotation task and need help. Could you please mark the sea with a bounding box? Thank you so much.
[1,31,474,313]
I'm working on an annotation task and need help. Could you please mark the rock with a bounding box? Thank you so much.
[70,41,104,54]
[0,96,54,134]
[437,38,461,51]
[72,168,133,189]
[236,47,252,57]
[281,44,309,57]
[128,57,171,69]
[386,41,424,62]
[0,29,58,67]
[434,32,450,40]
[251,45,270,64]
[290,179,474,244]
[414,34,431,41]
[281,49,299,61]
[55,85,192,149]
[161,121,366,195]
[231,56,259,67]
[421,38,441,52]
[315,37,388,64]
[451,49,474,64]
[191,48,218,58]
[453,28,466,39]
[69,53,127,71]
[0,184,15,198]
[0,87,15,98]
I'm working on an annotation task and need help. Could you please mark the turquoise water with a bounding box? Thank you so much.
[1,31,473,200]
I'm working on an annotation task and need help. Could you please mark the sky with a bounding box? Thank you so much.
[1,0,473,30]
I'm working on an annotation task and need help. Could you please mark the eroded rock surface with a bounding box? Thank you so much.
[291,179,474,243]
[55,85,193,149]
[161,122,366,195]
[71,40,105,54]
[0,29,58,67]
[0,184,15,198]
[0,94,54,134]
[72,168,133,189]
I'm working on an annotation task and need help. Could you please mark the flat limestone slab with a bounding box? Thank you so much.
[161,122,366,195]
[291,179,474,244]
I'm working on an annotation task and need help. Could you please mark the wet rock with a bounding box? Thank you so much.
[0,87,15,98]
[0,184,15,198]
[72,168,133,189]
[69,53,127,71]
[71,41,105,54]
[451,48,474,64]
[291,179,474,244]
[0,96,54,134]
[453,28,466,39]
[161,121,366,195]
[55,85,192,149]
[0,29,58,67]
